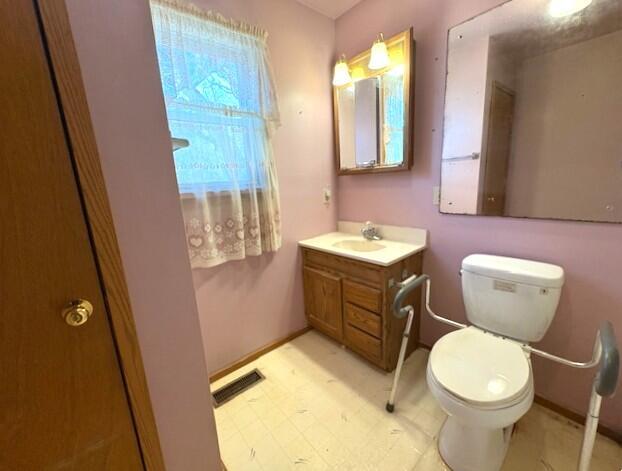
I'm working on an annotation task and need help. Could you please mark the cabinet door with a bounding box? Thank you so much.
[303,267,343,340]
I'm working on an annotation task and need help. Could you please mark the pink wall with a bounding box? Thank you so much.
[189,0,337,371]
[65,1,221,469]
[336,0,622,432]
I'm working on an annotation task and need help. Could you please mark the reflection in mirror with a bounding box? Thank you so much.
[355,79,379,167]
[383,70,406,165]
[440,0,622,223]
[338,76,406,169]
[334,29,414,174]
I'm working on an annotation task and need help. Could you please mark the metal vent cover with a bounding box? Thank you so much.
[212,369,265,407]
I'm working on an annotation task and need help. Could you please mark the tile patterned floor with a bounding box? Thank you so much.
[211,330,621,470]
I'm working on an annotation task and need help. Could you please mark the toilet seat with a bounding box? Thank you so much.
[429,327,531,408]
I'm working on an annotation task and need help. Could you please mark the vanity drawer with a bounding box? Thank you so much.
[344,323,382,362]
[345,303,381,338]
[303,248,383,284]
[343,279,382,313]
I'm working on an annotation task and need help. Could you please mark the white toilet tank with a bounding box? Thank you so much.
[461,254,565,342]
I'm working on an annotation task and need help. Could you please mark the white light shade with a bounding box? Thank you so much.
[332,58,352,86]
[548,0,592,17]
[368,34,390,70]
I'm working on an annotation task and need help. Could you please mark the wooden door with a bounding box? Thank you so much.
[482,81,515,216]
[0,2,144,469]
[303,267,343,340]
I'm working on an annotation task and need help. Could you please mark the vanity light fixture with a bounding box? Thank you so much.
[368,33,390,70]
[548,0,592,17]
[332,54,352,86]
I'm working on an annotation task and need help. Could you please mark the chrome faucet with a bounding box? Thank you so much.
[361,221,382,241]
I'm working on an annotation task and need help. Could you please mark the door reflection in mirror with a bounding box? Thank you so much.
[440,0,622,223]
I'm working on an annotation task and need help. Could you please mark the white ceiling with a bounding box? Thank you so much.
[450,0,622,60]
[295,0,364,19]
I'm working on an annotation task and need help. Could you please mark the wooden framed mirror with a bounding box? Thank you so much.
[333,28,415,175]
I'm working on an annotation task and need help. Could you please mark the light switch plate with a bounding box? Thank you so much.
[323,187,331,205]
[433,186,440,206]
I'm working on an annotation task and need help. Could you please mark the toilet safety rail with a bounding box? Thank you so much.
[388,273,620,471]
[392,274,466,329]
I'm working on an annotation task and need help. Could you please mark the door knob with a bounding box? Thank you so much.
[61,299,93,327]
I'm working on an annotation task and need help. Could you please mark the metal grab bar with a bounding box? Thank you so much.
[443,152,480,161]
[524,322,619,394]
[526,336,602,369]
[391,274,428,319]
[422,277,468,330]
[394,275,618,381]
[576,322,619,471]
[593,322,619,397]
[392,274,466,330]
[525,322,619,471]
[387,274,465,412]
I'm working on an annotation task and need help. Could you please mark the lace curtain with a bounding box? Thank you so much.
[150,0,282,268]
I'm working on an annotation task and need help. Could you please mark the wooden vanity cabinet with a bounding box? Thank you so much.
[302,248,423,371]
[303,267,343,339]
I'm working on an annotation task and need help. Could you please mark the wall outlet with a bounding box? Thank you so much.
[433,186,441,206]
[323,187,331,205]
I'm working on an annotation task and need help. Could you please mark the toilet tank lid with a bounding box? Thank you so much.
[462,254,565,288]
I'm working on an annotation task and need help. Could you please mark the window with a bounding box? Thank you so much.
[151,1,279,194]
[150,0,282,268]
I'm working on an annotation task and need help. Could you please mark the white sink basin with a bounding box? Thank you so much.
[332,239,385,252]
[299,223,427,266]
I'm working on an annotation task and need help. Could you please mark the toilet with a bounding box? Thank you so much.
[426,254,565,471]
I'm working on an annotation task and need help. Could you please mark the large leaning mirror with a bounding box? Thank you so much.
[440,0,622,223]
[334,29,415,174]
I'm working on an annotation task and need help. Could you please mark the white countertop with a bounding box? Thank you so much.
[298,222,427,267]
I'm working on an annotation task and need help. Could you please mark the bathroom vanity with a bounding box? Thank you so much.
[299,222,427,371]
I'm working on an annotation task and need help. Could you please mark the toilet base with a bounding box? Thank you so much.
[438,416,513,471]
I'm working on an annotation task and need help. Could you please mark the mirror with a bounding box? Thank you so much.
[440,0,622,223]
[337,78,380,169]
[334,29,414,174]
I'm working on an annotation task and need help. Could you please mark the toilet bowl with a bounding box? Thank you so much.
[424,254,564,471]
[426,327,533,471]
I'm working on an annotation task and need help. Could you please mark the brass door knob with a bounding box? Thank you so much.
[61,299,93,327]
